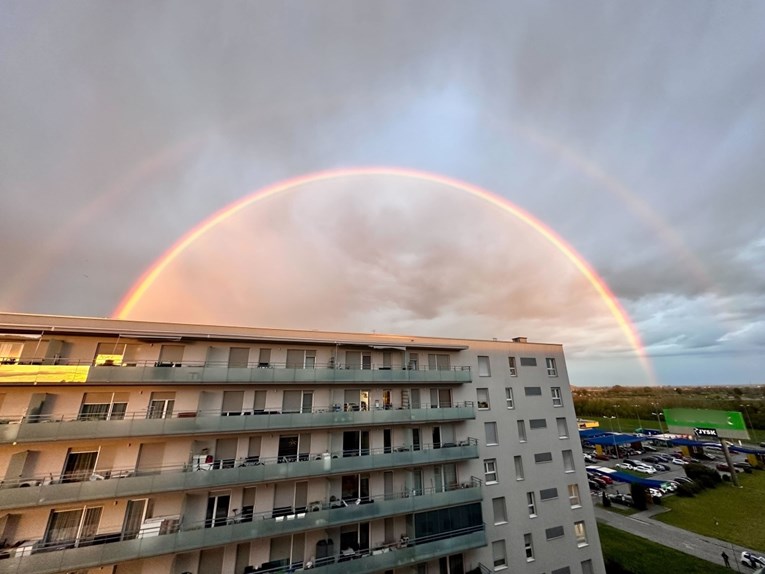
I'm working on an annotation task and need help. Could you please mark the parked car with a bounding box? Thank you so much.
[716,463,743,473]
[643,444,657,452]
[616,463,634,471]
[741,551,765,569]
[734,461,753,473]
[583,453,595,463]
[654,463,671,472]
[608,492,634,506]
[655,454,673,462]
[634,464,657,475]
[671,458,688,465]
[642,456,659,463]
[588,479,601,491]
[593,453,611,461]
[647,487,663,498]
[672,476,694,485]
[623,458,641,466]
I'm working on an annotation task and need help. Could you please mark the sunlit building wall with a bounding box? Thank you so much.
[0,313,604,574]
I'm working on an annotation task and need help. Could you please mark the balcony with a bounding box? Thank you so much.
[0,359,471,386]
[0,485,484,574]
[0,440,480,510]
[0,403,476,444]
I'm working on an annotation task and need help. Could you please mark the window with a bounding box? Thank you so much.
[581,559,594,574]
[534,452,553,464]
[478,356,491,377]
[574,521,588,546]
[484,459,498,483]
[552,387,563,407]
[546,357,558,377]
[524,386,542,396]
[428,353,451,370]
[147,392,175,419]
[520,357,537,367]
[526,491,536,517]
[517,420,527,442]
[552,568,572,574]
[477,388,490,410]
[539,487,558,501]
[258,348,271,367]
[546,525,565,540]
[563,449,575,472]
[485,422,499,446]
[529,418,547,429]
[568,484,581,507]
[286,349,316,369]
[492,540,507,570]
[508,356,517,376]
[504,387,514,409]
[524,533,534,561]
[514,456,525,480]
[492,497,507,525]
[557,417,569,438]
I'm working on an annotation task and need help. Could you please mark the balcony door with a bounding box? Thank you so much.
[62,449,98,483]
[205,492,230,528]
[147,392,175,419]
[122,498,152,540]
[341,474,370,503]
[342,430,369,457]
[44,506,101,547]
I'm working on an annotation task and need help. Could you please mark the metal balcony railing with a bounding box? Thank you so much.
[0,440,480,509]
[0,487,485,574]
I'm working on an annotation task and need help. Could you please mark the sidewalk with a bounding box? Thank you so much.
[595,504,750,571]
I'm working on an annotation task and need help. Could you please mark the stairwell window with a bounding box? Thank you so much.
[546,357,558,377]
[478,355,491,377]
[526,491,536,517]
[568,484,581,507]
[556,417,569,438]
[492,497,507,525]
[514,456,525,481]
[503,389,515,411]
[563,449,575,473]
[574,520,588,547]
[517,420,527,442]
[508,356,517,376]
[524,533,534,561]
[484,459,498,484]
[552,387,563,407]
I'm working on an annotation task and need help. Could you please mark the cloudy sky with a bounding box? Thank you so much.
[1,2,764,387]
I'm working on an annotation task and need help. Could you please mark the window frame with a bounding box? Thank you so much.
[568,484,581,508]
[546,357,558,377]
[508,356,517,376]
[524,533,534,561]
[517,419,527,443]
[563,449,575,473]
[492,497,508,525]
[484,459,498,484]
[556,416,569,438]
[492,539,507,570]
[504,387,515,409]
[477,388,491,410]
[477,355,491,377]
[551,386,563,407]
[514,455,525,481]
[485,422,499,446]
[574,520,588,547]
[526,491,537,517]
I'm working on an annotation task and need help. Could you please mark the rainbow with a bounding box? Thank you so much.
[114,166,655,383]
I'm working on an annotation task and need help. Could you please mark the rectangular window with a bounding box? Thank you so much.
[534,452,553,464]
[526,491,536,517]
[520,357,537,367]
[492,540,507,570]
[477,356,491,377]
[258,348,271,368]
[546,525,565,540]
[563,449,575,472]
[508,356,517,376]
[568,484,581,507]
[147,392,175,419]
[546,357,558,377]
[524,533,534,561]
[477,388,490,410]
[492,497,507,525]
[514,456,525,481]
[581,559,594,574]
[552,568,571,574]
[529,418,547,429]
[517,420,527,442]
[485,422,499,446]
[557,417,569,438]
[428,353,451,371]
[552,387,563,407]
[539,487,558,501]
[574,521,588,546]
[524,386,542,396]
[505,387,514,409]
[484,459,498,483]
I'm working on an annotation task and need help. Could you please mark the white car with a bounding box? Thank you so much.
[671,458,688,465]
[742,551,765,569]
[647,488,663,498]
[633,464,656,474]
[616,463,634,470]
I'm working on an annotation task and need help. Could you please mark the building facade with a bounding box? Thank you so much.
[0,313,604,574]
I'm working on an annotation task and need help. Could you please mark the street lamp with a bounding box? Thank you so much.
[614,405,622,432]
[633,405,643,430]
[739,404,754,431]
[651,411,664,433]
[602,415,616,432]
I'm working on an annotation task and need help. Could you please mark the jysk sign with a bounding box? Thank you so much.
[693,427,718,438]
[664,408,749,440]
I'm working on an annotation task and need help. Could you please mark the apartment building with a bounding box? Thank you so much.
[0,313,604,574]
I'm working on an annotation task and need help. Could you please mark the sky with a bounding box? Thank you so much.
[1,2,764,387]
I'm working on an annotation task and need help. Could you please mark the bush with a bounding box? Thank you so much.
[676,483,697,497]
[685,463,721,489]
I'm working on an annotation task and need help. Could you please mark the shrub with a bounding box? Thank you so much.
[685,463,720,489]
[676,483,696,497]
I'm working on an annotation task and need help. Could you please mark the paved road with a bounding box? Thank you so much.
[594,504,753,571]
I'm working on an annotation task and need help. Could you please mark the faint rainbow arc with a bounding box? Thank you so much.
[114,166,656,384]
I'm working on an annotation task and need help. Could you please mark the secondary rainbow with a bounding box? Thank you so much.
[114,166,655,384]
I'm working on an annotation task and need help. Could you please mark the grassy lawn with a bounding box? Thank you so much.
[585,415,765,444]
[598,522,730,574]
[654,471,765,552]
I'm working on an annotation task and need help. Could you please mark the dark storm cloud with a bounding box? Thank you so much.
[1,1,764,384]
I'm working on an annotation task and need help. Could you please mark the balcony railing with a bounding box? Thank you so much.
[0,507,485,574]
[0,403,476,444]
[0,440,480,510]
[0,358,471,385]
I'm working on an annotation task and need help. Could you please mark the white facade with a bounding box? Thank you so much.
[0,313,604,574]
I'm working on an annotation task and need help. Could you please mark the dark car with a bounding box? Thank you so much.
[655,454,673,462]
[734,461,753,473]
[643,444,657,452]
[654,463,671,472]
[642,456,659,463]
[588,479,601,491]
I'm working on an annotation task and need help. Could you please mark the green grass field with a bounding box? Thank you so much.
[655,471,765,552]
[598,522,731,574]
[585,415,765,444]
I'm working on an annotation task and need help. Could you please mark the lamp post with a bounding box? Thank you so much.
[633,405,643,431]
[613,405,622,432]
[602,415,616,432]
[739,404,754,432]
[651,411,664,433]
